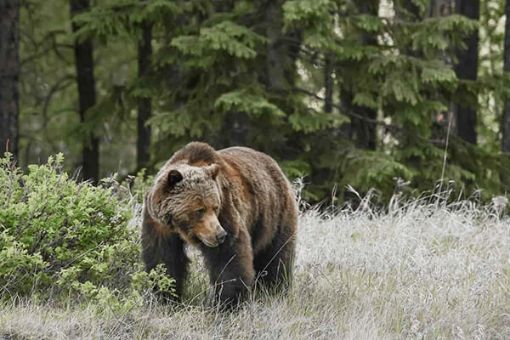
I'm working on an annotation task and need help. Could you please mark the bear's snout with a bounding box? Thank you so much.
[196,220,227,248]
[216,228,227,244]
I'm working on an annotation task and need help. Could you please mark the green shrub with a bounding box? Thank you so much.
[0,153,174,307]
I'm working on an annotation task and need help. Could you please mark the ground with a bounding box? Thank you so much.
[1,195,510,339]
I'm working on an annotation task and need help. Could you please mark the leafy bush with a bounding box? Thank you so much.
[0,154,173,308]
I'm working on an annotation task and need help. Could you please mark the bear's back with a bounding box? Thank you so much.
[218,146,291,193]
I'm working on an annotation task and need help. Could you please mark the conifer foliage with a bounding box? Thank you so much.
[15,0,510,202]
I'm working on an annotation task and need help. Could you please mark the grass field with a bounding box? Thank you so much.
[1,195,510,339]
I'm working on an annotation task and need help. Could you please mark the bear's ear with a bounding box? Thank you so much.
[205,164,220,180]
[167,169,183,187]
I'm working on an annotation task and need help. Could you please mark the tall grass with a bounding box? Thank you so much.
[1,194,510,339]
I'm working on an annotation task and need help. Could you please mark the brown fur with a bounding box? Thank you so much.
[141,142,298,307]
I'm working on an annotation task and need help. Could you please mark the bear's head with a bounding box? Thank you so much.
[145,163,227,247]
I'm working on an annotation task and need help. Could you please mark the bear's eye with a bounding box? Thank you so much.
[194,208,206,218]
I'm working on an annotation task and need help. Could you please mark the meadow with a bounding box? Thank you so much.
[2,189,509,339]
[3,0,510,337]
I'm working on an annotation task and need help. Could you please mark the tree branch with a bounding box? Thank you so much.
[294,87,398,129]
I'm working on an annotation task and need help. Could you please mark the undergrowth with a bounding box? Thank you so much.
[1,154,510,339]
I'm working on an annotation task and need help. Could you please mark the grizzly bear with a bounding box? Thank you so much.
[141,142,298,307]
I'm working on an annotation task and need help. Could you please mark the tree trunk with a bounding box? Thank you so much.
[265,0,290,92]
[502,0,510,152]
[264,0,301,91]
[343,92,377,150]
[396,0,422,19]
[264,0,302,154]
[70,0,99,182]
[324,55,333,113]
[455,0,479,145]
[137,18,152,169]
[347,0,378,150]
[0,0,20,158]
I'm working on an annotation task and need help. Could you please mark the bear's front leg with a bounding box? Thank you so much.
[141,208,189,301]
[200,229,255,309]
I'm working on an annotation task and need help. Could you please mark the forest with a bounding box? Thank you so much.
[2,0,510,203]
[2,1,510,338]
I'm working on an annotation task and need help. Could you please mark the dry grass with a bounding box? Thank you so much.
[2,196,510,339]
